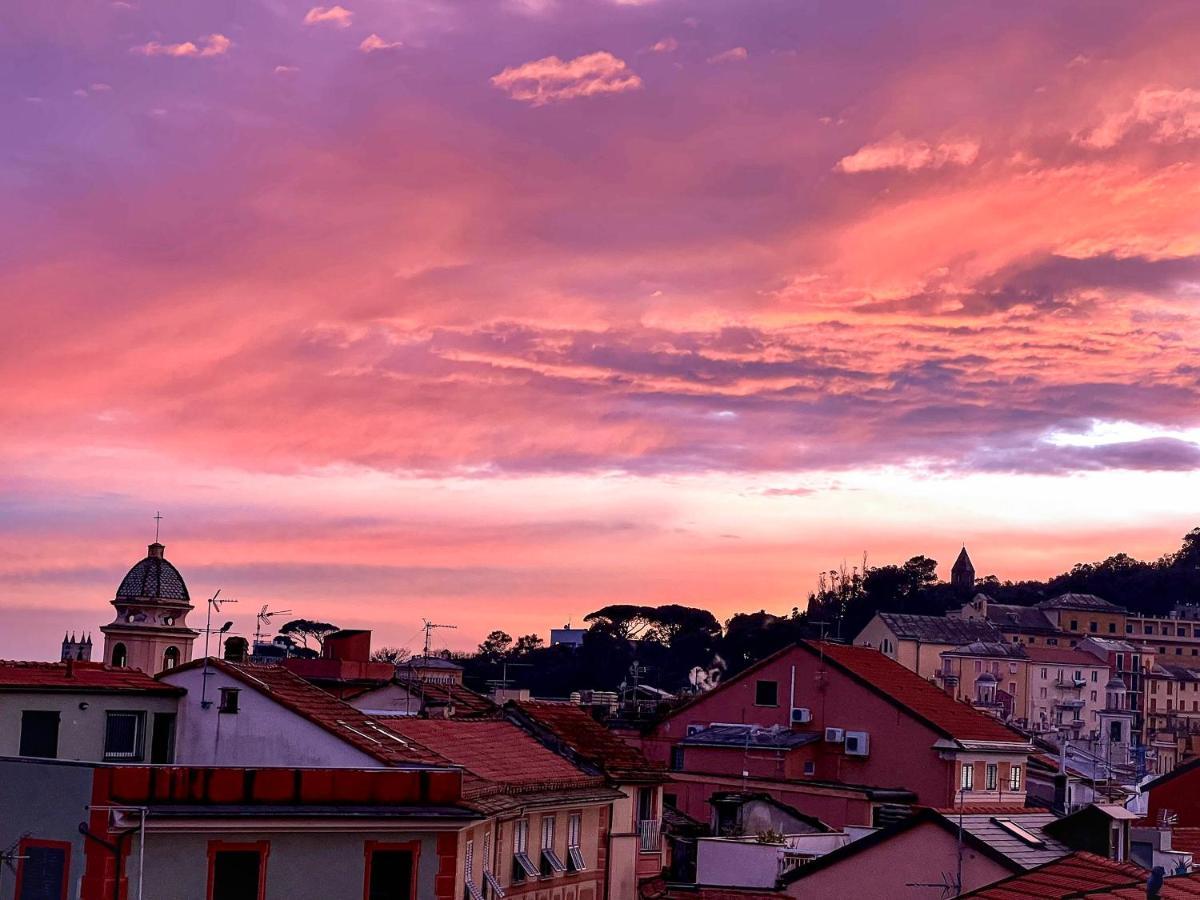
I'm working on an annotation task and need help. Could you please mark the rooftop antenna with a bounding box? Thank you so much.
[421,618,457,660]
[153,511,163,543]
[200,590,237,709]
[254,605,293,645]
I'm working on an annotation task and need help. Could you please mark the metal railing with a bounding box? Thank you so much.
[638,818,662,852]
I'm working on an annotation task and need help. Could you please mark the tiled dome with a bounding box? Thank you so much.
[115,543,190,603]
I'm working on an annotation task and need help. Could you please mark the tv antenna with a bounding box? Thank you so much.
[421,618,457,659]
[254,605,292,645]
[200,590,237,709]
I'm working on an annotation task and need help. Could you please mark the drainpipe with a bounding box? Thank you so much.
[79,822,131,900]
[788,666,796,720]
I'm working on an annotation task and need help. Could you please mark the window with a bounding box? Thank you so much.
[993,819,1045,848]
[539,816,565,876]
[1009,765,1022,791]
[219,688,240,714]
[975,660,982,674]
[111,642,128,667]
[15,838,70,900]
[1092,671,1098,682]
[19,711,60,759]
[882,638,893,654]
[754,680,778,706]
[1041,668,1048,679]
[104,711,145,761]
[1146,624,1155,635]
[162,646,181,670]
[960,763,974,791]
[364,842,416,900]
[463,839,482,900]
[1039,687,1047,698]
[1070,620,1078,631]
[1178,648,1185,656]
[567,813,586,873]
[985,763,997,791]
[803,760,815,776]
[150,713,177,764]
[512,820,537,882]
[1126,624,1133,633]
[1089,621,1097,632]
[482,830,503,899]
[208,841,268,900]
[1181,628,1189,638]
[1109,623,1116,633]
[1110,722,1123,741]
[637,787,656,823]
[1091,691,1097,702]
[669,747,685,771]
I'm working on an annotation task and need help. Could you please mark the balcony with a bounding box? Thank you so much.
[638,818,662,852]
[1054,698,1086,710]
[1054,676,1086,691]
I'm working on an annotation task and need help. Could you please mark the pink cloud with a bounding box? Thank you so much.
[491,51,642,105]
[1079,87,1200,149]
[303,5,353,27]
[707,46,748,64]
[131,33,231,58]
[836,134,980,173]
[648,36,677,53]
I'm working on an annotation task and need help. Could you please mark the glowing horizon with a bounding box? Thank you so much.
[3,0,1199,658]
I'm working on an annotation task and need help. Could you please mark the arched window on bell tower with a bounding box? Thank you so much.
[112,643,128,667]
[162,646,180,670]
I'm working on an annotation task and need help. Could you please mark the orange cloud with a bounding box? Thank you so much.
[491,51,642,105]
[359,34,402,53]
[303,5,353,27]
[836,134,980,173]
[131,33,231,58]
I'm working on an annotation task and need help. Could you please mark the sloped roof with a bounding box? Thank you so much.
[985,604,1061,634]
[1077,872,1200,898]
[508,699,667,782]
[164,658,444,768]
[1036,594,1124,613]
[808,642,1029,745]
[877,613,1002,645]
[944,641,1029,659]
[392,675,497,717]
[952,812,1071,869]
[0,660,182,695]
[959,851,1147,898]
[1024,646,1108,666]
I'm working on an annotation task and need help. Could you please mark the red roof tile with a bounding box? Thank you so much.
[0,660,181,694]
[394,675,497,718]
[510,699,667,783]
[1077,871,1200,898]
[808,642,1029,744]
[384,718,595,789]
[960,851,1146,898]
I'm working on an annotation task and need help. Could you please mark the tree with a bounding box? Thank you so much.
[513,634,544,656]
[278,619,339,650]
[584,605,656,640]
[370,646,410,664]
[478,630,513,660]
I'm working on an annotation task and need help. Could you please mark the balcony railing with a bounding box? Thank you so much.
[638,818,662,852]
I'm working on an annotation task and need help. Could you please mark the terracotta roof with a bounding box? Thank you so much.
[509,699,668,782]
[164,659,445,768]
[875,613,1002,645]
[393,675,496,718]
[383,718,594,788]
[806,642,1029,744]
[1078,871,1200,898]
[959,851,1147,898]
[0,660,182,694]
[1024,646,1108,666]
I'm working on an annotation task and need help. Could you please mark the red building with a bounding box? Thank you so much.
[637,641,1032,829]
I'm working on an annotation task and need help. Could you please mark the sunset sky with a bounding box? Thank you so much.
[3,0,1199,658]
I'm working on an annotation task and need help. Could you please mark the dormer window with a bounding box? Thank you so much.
[218,687,240,714]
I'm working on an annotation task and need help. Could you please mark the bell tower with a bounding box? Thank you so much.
[100,541,199,674]
[951,546,976,596]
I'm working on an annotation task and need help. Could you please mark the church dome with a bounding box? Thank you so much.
[115,543,190,603]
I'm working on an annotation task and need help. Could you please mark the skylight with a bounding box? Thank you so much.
[991,818,1046,847]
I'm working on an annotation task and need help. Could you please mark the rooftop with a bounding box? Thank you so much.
[952,812,1071,869]
[959,850,1152,898]
[403,656,463,671]
[509,699,667,782]
[982,604,1061,635]
[944,641,1029,659]
[876,612,1002,645]
[0,660,182,695]
[1024,646,1109,666]
[810,641,1029,745]
[1036,593,1125,613]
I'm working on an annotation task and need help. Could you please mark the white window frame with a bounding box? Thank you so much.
[960,762,974,791]
[567,813,586,873]
[512,820,537,882]
[540,815,566,876]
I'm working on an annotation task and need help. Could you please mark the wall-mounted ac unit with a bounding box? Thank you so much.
[844,731,870,757]
[791,707,812,724]
[686,724,704,737]
[824,727,845,743]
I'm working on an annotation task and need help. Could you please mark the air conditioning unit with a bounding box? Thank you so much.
[844,731,870,757]
[791,707,812,725]
[686,724,705,737]
[824,727,845,743]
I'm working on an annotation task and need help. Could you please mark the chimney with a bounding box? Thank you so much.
[65,658,74,679]
[148,542,165,559]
